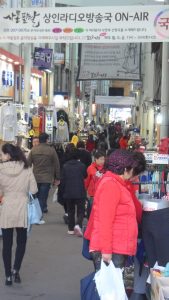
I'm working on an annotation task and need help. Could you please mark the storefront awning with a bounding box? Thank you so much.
[95,96,136,108]
[0,48,24,65]
[0,48,44,77]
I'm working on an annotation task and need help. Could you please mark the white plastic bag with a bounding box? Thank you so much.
[28,193,42,225]
[94,259,128,300]
[52,188,58,203]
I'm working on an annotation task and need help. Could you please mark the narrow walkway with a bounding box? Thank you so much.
[0,189,92,300]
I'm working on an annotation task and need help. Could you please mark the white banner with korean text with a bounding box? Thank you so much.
[77,43,141,80]
[0,6,169,43]
[95,96,136,107]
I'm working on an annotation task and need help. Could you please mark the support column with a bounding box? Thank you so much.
[160,43,169,138]
[106,107,109,123]
[23,44,31,119]
[147,104,154,148]
[62,69,66,92]
[89,87,93,122]
[101,105,105,124]
[80,99,85,130]
[136,92,141,128]
[48,43,55,105]
[132,106,136,125]
[140,103,144,137]
[48,72,54,105]
[22,0,31,118]
[69,44,76,132]
[18,64,22,104]
[141,109,148,139]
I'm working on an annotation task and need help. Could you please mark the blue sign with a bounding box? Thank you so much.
[33,47,53,69]
[2,70,14,86]
[31,0,43,6]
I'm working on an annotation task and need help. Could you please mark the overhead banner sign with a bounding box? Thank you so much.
[0,6,169,43]
[77,43,140,80]
[95,96,136,107]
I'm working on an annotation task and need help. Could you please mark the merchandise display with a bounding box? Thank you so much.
[56,118,69,143]
[131,155,169,299]
[32,115,41,137]
[0,101,17,141]
[151,264,169,300]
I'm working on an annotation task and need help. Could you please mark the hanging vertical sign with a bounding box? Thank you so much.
[33,47,53,69]
[77,43,141,80]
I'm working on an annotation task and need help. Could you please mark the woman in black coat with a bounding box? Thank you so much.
[59,149,87,237]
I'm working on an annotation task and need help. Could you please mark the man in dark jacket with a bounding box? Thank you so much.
[60,149,87,237]
[28,133,60,223]
[77,141,92,169]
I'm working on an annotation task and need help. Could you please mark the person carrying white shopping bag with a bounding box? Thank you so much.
[84,150,146,293]
[95,260,128,300]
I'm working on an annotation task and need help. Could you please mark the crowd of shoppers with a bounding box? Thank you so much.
[0,127,148,299]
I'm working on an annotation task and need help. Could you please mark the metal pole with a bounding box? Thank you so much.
[148,104,154,148]
[18,64,22,103]
[69,43,76,132]
[89,86,93,122]
[160,43,169,138]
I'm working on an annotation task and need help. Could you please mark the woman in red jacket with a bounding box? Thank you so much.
[84,150,146,270]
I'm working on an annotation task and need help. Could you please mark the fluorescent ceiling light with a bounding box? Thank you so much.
[154,0,165,2]
[45,69,52,73]
[14,61,19,65]
[32,73,42,78]
[7,58,13,63]
[0,55,6,60]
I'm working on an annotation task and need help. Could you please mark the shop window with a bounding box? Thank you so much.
[109,87,124,96]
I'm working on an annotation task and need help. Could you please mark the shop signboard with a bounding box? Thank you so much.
[33,47,53,69]
[77,43,141,80]
[144,152,154,164]
[133,81,143,91]
[0,6,169,43]
[84,81,91,94]
[53,52,64,64]
[152,153,169,165]
[91,81,97,90]
[2,70,14,86]
[144,152,169,164]
[31,0,44,6]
